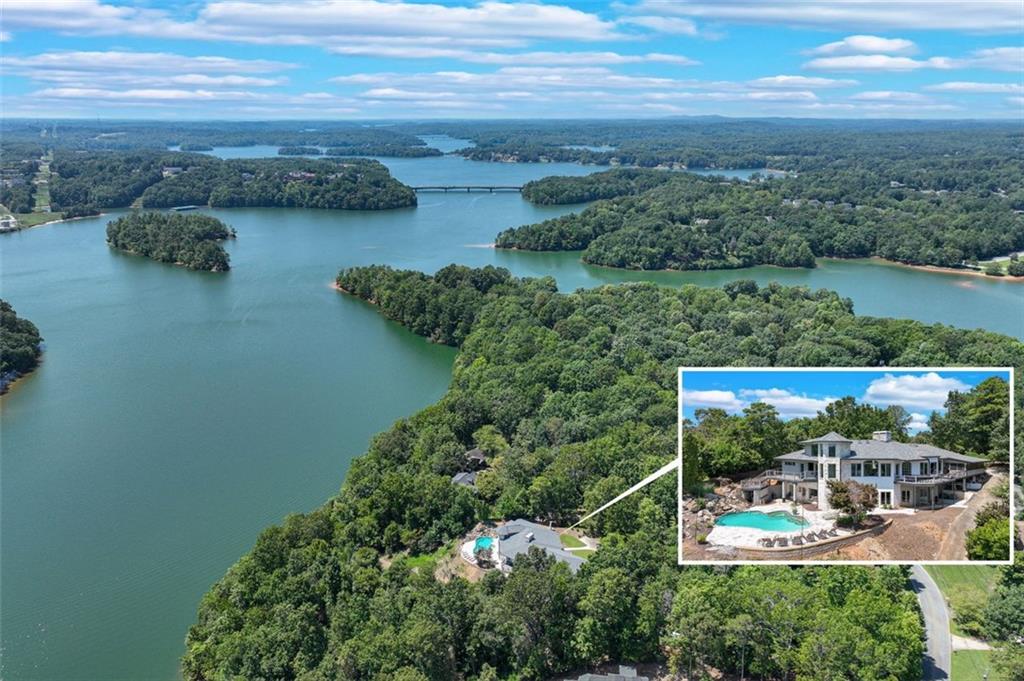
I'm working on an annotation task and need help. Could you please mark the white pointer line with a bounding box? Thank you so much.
[568,458,679,530]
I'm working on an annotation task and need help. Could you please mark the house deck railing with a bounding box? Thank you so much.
[895,469,976,485]
[742,469,817,490]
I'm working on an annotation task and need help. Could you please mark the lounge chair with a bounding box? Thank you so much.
[817,530,831,540]
[759,537,774,547]
[791,536,804,546]
[827,528,839,537]
[776,537,789,547]
[804,533,817,543]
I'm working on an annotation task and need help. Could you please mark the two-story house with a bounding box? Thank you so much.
[742,430,988,511]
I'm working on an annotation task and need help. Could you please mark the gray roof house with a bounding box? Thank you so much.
[451,471,478,487]
[573,666,648,681]
[744,430,988,510]
[497,519,584,574]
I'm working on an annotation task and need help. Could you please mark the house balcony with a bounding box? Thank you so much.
[895,469,974,485]
[742,469,817,490]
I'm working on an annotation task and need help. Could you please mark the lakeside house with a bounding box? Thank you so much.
[461,519,585,575]
[742,430,987,510]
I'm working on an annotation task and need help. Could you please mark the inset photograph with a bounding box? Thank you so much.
[678,367,1014,564]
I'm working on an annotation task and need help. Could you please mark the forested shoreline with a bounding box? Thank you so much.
[106,212,235,272]
[0,300,44,394]
[47,152,417,213]
[184,265,1024,680]
[499,166,1024,272]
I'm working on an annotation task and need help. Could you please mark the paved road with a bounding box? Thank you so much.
[911,565,952,681]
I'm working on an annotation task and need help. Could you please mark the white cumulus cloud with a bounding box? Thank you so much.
[739,388,836,418]
[680,389,746,412]
[805,35,917,56]
[863,372,969,411]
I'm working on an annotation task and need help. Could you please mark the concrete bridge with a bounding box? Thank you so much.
[411,185,523,193]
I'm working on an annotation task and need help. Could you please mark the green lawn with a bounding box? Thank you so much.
[405,542,452,570]
[14,212,62,228]
[952,650,994,681]
[560,533,586,549]
[573,549,597,558]
[925,565,998,597]
[925,565,998,637]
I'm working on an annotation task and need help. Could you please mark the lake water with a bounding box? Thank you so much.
[2,137,1022,681]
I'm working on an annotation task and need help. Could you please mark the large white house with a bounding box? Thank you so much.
[742,430,988,510]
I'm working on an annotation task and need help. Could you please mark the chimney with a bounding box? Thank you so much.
[872,430,891,442]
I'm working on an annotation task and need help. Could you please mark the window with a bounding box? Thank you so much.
[851,463,862,476]
[879,491,892,507]
[901,489,912,504]
[810,444,819,456]
[902,462,912,476]
[880,463,892,477]
[864,461,879,476]
[828,445,836,457]
[827,464,836,478]
[929,462,937,475]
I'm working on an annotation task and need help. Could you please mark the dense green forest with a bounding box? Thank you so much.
[0,120,441,155]
[106,212,235,272]
[0,299,44,393]
[184,265,1024,680]
[0,147,40,214]
[47,151,416,212]
[498,169,1024,271]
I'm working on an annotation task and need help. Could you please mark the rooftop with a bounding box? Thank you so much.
[497,519,584,574]
[777,440,987,464]
[800,431,852,444]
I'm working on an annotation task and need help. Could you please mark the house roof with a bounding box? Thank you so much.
[451,471,478,486]
[465,447,487,461]
[776,440,987,464]
[497,519,584,574]
[800,431,852,444]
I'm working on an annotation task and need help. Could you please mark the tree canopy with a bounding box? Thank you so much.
[106,212,235,272]
[185,265,1024,680]
[0,299,43,392]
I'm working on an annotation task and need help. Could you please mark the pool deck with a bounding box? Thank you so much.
[706,500,843,549]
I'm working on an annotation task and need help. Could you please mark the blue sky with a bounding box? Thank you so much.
[679,369,1011,432]
[1,1,1021,119]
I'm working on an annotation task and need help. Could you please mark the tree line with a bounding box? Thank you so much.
[48,151,417,213]
[0,299,43,393]
[106,212,235,272]
[185,265,1024,680]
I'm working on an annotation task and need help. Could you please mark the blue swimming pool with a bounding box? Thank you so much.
[474,536,494,550]
[716,510,809,532]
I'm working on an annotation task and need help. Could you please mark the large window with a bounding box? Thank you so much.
[879,491,892,507]
[851,463,862,476]
[864,461,879,476]
[902,462,912,476]
[827,463,837,478]
[810,444,819,456]
[828,445,836,457]
[880,463,892,477]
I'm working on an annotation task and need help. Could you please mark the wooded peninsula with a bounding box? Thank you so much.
[47,152,417,214]
[183,264,1024,681]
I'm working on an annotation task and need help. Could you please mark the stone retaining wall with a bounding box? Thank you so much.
[735,520,891,560]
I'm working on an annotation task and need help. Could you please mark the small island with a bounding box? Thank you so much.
[178,143,214,152]
[0,300,44,394]
[106,212,235,272]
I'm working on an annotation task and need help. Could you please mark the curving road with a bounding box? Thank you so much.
[911,565,952,680]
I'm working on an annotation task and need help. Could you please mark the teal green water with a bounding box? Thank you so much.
[716,511,810,531]
[474,536,494,550]
[2,139,1022,681]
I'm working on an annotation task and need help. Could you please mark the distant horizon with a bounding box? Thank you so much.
[2,115,1023,123]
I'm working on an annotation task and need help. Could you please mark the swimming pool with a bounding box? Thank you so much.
[716,510,809,532]
[474,536,494,550]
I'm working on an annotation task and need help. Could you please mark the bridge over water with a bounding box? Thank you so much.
[411,185,523,193]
